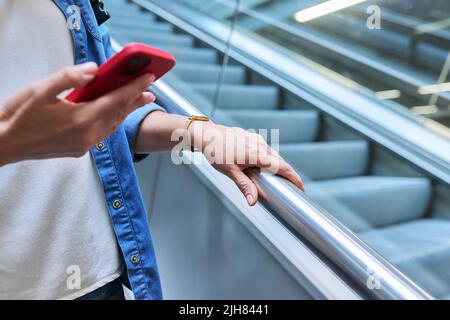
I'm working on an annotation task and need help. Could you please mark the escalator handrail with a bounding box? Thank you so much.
[111,36,432,299]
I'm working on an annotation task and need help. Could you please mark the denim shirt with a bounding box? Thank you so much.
[52,0,163,299]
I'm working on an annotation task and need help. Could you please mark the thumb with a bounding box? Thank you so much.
[229,169,259,206]
[37,62,98,101]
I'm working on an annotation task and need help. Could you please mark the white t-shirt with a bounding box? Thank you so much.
[0,0,122,299]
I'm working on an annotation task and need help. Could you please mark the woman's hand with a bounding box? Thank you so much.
[0,62,155,166]
[190,121,304,206]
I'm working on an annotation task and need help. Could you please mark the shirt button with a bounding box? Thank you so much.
[73,22,81,31]
[113,200,122,209]
[131,255,140,264]
[96,142,105,151]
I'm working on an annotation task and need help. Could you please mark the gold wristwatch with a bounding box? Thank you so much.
[184,115,209,152]
[184,115,210,131]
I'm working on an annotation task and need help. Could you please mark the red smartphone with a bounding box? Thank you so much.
[66,43,176,103]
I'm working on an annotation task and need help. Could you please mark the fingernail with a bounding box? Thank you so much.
[147,74,156,84]
[79,62,97,74]
[246,195,254,205]
[146,92,156,101]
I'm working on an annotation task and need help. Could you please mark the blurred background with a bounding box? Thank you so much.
[105,0,450,300]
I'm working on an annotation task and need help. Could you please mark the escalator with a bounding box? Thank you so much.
[104,0,450,299]
[230,0,450,126]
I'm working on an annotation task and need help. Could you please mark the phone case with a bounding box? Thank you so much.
[66,43,176,102]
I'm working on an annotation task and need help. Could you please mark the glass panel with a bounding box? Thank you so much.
[177,0,450,136]
[107,0,450,299]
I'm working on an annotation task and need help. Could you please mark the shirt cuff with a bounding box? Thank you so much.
[123,102,166,162]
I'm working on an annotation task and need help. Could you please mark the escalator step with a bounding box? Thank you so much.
[187,84,279,110]
[108,11,156,22]
[280,141,369,180]
[173,63,246,84]
[168,48,218,63]
[107,1,143,11]
[215,110,318,143]
[306,176,431,232]
[107,20,173,33]
[106,38,218,63]
[359,219,450,299]
[107,6,143,16]
[109,31,195,47]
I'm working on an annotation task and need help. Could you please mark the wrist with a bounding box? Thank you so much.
[187,117,215,151]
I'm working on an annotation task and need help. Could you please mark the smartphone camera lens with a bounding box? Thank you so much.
[129,57,144,65]
[126,56,151,75]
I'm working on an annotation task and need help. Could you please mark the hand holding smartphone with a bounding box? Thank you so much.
[66,43,176,103]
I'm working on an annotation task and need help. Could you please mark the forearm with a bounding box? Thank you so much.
[135,111,211,153]
[134,109,304,206]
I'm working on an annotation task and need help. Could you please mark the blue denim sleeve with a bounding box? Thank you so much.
[99,25,167,162]
[123,103,166,162]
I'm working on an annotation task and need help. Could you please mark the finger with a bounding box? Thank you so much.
[37,62,98,101]
[253,152,281,170]
[267,149,304,190]
[245,168,270,203]
[2,85,37,114]
[254,150,304,192]
[89,73,155,117]
[86,91,156,142]
[129,92,156,111]
[228,169,259,206]
[267,147,282,160]
[276,161,305,192]
[106,91,155,129]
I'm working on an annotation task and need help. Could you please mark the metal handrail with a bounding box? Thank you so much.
[111,36,431,300]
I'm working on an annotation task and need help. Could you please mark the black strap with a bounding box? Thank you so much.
[90,0,111,26]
